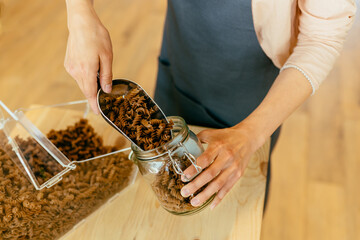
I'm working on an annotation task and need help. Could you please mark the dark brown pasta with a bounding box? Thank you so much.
[0,119,134,240]
[13,136,64,185]
[99,87,174,151]
[151,156,208,213]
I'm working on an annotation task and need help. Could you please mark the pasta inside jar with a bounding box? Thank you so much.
[130,116,215,215]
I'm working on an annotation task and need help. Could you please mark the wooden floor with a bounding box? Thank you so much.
[1,0,359,239]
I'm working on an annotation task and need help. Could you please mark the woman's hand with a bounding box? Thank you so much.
[64,0,113,114]
[179,67,313,209]
[180,124,265,210]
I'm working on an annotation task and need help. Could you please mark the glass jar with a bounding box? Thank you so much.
[129,116,215,215]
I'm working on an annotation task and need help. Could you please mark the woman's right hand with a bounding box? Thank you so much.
[64,0,113,114]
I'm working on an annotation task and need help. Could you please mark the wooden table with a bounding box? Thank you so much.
[19,104,270,240]
[61,125,270,240]
[0,2,3,34]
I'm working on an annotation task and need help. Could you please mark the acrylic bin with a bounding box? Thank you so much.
[0,100,137,240]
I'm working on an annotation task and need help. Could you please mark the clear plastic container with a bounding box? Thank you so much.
[129,116,215,215]
[0,100,137,240]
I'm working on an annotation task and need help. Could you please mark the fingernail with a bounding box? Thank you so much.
[191,198,200,206]
[181,188,190,197]
[104,84,112,93]
[182,174,191,182]
[210,202,216,210]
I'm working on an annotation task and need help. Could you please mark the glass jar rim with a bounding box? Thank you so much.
[130,116,189,161]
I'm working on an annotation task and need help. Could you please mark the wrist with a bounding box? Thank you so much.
[65,0,93,6]
[65,0,96,30]
[232,117,268,152]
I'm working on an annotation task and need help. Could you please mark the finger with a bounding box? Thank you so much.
[180,129,221,182]
[217,170,242,200]
[209,194,221,210]
[197,129,215,143]
[82,69,100,114]
[210,170,242,210]
[189,167,233,207]
[181,152,227,197]
[181,144,219,182]
[71,73,99,115]
[99,53,113,93]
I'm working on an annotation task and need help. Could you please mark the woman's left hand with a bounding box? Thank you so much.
[180,124,264,209]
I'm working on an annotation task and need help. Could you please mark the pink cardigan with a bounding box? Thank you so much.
[252,0,356,94]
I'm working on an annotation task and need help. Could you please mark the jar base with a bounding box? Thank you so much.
[164,194,216,216]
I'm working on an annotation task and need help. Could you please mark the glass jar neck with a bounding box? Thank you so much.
[131,116,189,161]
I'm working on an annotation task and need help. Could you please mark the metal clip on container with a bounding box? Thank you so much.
[167,141,202,179]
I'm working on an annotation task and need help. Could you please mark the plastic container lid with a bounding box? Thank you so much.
[0,100,131,190]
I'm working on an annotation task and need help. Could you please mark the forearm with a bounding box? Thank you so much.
[236,68,312,148]
[65,0,93,8]
[65,0,96,30]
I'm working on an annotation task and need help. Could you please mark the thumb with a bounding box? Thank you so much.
[99,54,113,93]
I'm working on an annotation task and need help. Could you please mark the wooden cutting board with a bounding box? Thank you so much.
[23,104,270,240]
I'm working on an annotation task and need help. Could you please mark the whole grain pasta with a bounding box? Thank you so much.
[150,156,209,213]
[99,87,174,151]
[0,119,134,239]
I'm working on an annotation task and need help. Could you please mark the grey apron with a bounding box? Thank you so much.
[154,0,279,129]
[154,0,280,210]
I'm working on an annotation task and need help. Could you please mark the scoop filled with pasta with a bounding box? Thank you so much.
[97,79,173,151]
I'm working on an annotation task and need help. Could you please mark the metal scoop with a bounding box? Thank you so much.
[97,79,169,151]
